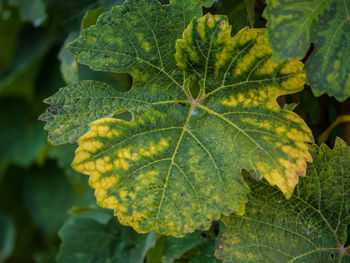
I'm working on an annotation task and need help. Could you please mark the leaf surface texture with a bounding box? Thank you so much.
[217,138,350,262]
[264,0,350,100]
[41,0,313,236]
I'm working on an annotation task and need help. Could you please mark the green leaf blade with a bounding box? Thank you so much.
[67,0,202,89]
[264,0,350,100]
[176,14,313,197]
[216,138,350,262]
[57,210,156,263]
[39,80,158,145]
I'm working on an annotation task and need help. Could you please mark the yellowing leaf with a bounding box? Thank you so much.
[216,138,350,262]
[41,1,313,236]
[264,0,350,101]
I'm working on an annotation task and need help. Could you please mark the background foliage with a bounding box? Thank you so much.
[0,0,349,262]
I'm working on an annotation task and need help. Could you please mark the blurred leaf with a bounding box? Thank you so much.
[146,235,168,263]
[34,250,57,263]
[8,0,46,26]
[57,210,156,263]
[81,7,105,30]
[296,88,320,125]
[46,0,122,32]
[190,240,221,263]
[217,0,262,34]
[35,43,67,99]
[0,166,39,262]
[162,232,204,263]
[0,29,50,99]
[0,3,22,70]
[23,163,78,237]
[48,144,95,200]
[58,32,80,85]
[0,214,15,262]
[0,98,47,168]
[67,207,112,224]
[244,0,255,27]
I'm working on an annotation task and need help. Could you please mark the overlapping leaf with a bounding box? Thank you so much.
[216,138,350,263]
[57,209,156,263]
[264,0,350,101]
[41,0,313,236]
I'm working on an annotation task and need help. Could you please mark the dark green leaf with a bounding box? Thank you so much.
[57,210,156,263]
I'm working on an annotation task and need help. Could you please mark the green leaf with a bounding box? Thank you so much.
[190,239,222,263]
[0,98,47,168]
[162,231,205,263]
[48,144,94,198]
[283,102,298,111]
[46,0,121,32]
[42,1,313,236]
[263,0,350,101]
[57,6,109,86]
[0,214,15,262]
[295,88,320,126]
[39,80,155,144]
[0,4,22,70]
[23,163,79,237]
[146,235,168,263]
[216,138,350,262]
[244,0,255,27]
[81,7,106,30]
[58,32,80,85]
[196,0,218,8]
[57,210,156,263]
[41,0,202,144]
[0,29,50,99]
[8,0,46,26]
[217,0,264,35]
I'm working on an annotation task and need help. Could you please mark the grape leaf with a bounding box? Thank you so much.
[216,138,350,263]
[41,0,312,236]
[40,0,202,144]
[263,0,350,101]
[57,210,156,263]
